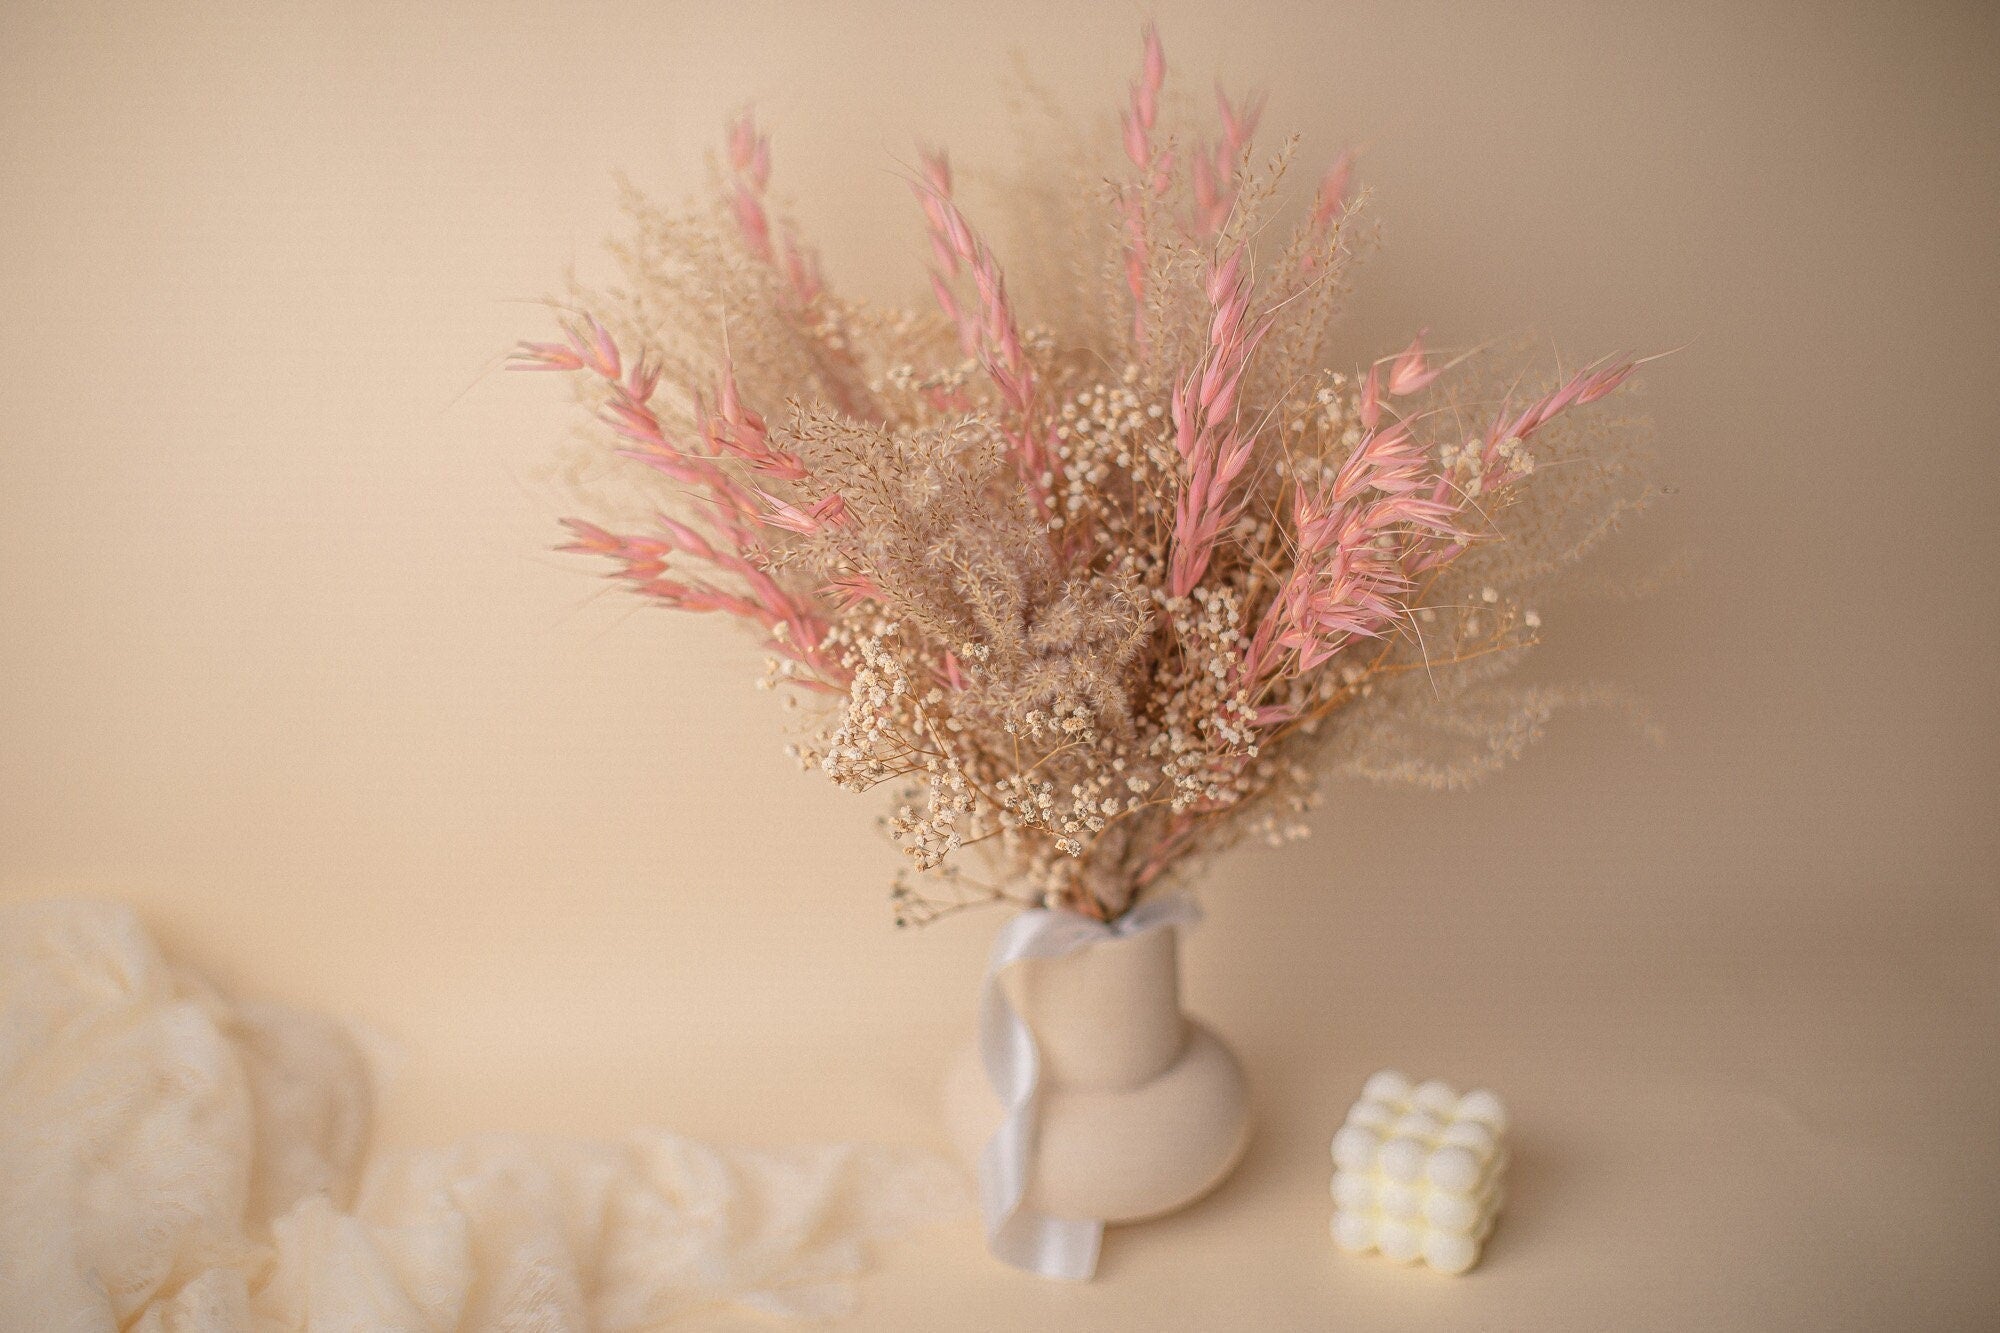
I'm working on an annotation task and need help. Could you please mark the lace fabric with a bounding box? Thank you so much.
[0,899,967,1331]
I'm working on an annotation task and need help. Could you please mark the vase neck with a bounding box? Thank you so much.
[1001,924,1187,1091]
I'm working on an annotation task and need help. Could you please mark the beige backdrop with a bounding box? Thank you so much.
[3,1,1997,1328]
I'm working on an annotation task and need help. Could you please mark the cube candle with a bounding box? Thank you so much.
[1329,1070,1508,1274]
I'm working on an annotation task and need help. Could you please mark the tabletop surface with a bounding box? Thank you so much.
[3,1,1996,1327]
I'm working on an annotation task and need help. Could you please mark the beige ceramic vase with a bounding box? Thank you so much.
[944,923,1251,1225]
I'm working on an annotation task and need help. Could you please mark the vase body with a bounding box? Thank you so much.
[944,922,1251,1224]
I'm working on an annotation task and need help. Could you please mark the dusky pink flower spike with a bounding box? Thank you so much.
[1167,248,1276,598]
[757,490,849,536]
[580,316,621,381]
[1193,86,1264,234]
[1120,23,1172,352]
[1241,420,1467,701]
[1313,151,1354,228]
[1365,361,1386,422]
[1483,358,1638,469]
[1386,332,1442,396]
[723,110,834,315]
[915,149,962,279]
[823,570,885,612]
[1122,22,1166,170]
[623,354,660,405]
[1216,86,1264,159]
[509,340,585,371]
[551,322,768,535]
[780,230,825,305]
[908,166,1048,514]
[1296,150,1357,275]
[564,499,845,692]
[727,111,770,189]
[700,360,808,481]
[725,111,776,264]
[730,186,774,264]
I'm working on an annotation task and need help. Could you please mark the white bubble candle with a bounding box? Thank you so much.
[1329,1070,1508,1275]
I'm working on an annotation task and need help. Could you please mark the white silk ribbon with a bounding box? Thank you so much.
[976,893,1203,1280]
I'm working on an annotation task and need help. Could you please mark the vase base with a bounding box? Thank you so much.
[944,1021,1251,1225]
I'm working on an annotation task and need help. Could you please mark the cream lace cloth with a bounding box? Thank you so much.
[0,899,968,1330]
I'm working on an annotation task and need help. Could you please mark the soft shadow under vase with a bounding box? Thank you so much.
[944,922,1251,1226]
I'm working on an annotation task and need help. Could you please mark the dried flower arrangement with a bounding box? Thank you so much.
[516,27,1651,926]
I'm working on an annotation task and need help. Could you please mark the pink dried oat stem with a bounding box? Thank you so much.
[910,150,1050,517]
[1120,23,1171,355]
[512,318,843,689]
[1165,248,1274,598]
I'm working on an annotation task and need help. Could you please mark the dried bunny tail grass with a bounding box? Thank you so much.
[515,25,1658,923]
